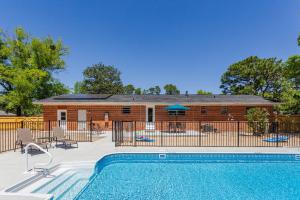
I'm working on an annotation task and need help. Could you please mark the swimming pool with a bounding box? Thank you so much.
[36,153,300,199]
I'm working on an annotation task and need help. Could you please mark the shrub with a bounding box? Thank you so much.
[246,108,270,135]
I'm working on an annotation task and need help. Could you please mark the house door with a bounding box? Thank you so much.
[57,110,67,130]
[147,108,154,122]
[78,110,87,130]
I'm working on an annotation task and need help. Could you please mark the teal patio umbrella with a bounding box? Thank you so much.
[165,104,190,111]
[165,104,190,121]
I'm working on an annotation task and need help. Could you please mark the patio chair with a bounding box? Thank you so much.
[14,128,49,153]
[176,122,186,133]
[202,124,218,133]
[52,127,78,148]
[92,123,104,135]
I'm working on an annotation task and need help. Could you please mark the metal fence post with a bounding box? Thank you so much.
[115,121,119,147]
[276,121,279,147]
[198,121,201,147]
[48,120,51,142]
[160,121,163,147]
[121,121,124,144]
[112,121,114,142]
[237,121,240,147]
[89,119,93,142]
[134,121,136,147]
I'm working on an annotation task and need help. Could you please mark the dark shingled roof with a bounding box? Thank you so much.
[36,94,275,105]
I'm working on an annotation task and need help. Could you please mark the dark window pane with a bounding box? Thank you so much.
[122,106,131,114]
[221,107,228,115]
[61,112,66,120]
[168,111,185,116]
[201,107,207,114]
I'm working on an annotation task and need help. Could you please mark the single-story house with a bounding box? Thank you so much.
[36,94,275,125]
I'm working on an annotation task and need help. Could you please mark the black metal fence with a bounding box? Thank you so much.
[113,121,300,147]
[0,120,104,153]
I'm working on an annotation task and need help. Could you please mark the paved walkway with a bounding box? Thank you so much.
[0,133,300,190]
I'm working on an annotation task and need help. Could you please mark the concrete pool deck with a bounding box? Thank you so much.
[0,132,300,196]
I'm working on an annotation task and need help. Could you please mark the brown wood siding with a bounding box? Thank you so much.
[43,105,146,122]
[155,105,274,121]
[43,104,273,122]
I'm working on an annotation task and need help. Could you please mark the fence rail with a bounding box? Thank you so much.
[0,120,104,153]
[113,121,300,147]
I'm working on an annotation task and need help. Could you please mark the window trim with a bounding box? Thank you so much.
[168,110,186,116]
[122,106,131,114]
[200,107,207,115]
[220,107,228,115]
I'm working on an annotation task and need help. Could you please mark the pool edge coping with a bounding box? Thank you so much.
[3,151,300,199]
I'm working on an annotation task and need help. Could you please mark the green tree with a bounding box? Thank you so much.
[80,63,124,94]
[164,84,180,95]
[285,55,300,89]
[134,88,142,95]
[73,81,83,94]
[277,55,300,114]
[0,27,68,115]
[278,80,300,114]
[220,56,284,101]
[143,86,161,95]
[142,89,148,95]
[246,108,270,135]
[123,84,135,95]
[150,86,161,95]
[197,89,212,95]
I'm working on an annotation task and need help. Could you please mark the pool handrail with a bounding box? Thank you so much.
[25,143,53,174]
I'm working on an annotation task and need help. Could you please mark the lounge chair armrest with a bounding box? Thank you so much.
[65,135,71,140]
[15,139,21,145]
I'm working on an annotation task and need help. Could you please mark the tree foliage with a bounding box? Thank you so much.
[134,88,142,95]
[164,84,180,95]
[143,86,161,95]
[197,89,212,95]
[277,78,300,114]
[73,81,83,94]
[220,56,284,101]
[285,55,300,89]
[0,27,69,115]
[246,108,270,135]
[123,84,135,95]
[278,55,300,114]
[80,63,124,94]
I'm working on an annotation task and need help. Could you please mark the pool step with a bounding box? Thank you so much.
[47,173,78,197]
[34,170,76,194]
[57,178,89,200]
[34,169,92,200]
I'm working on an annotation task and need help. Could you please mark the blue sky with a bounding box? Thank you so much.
[0,0,299,94]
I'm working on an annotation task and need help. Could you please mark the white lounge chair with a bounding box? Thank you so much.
[52,127,78,148]
[14,128,49,153]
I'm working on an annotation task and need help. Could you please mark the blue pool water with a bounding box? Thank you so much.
[72,153,300,200]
